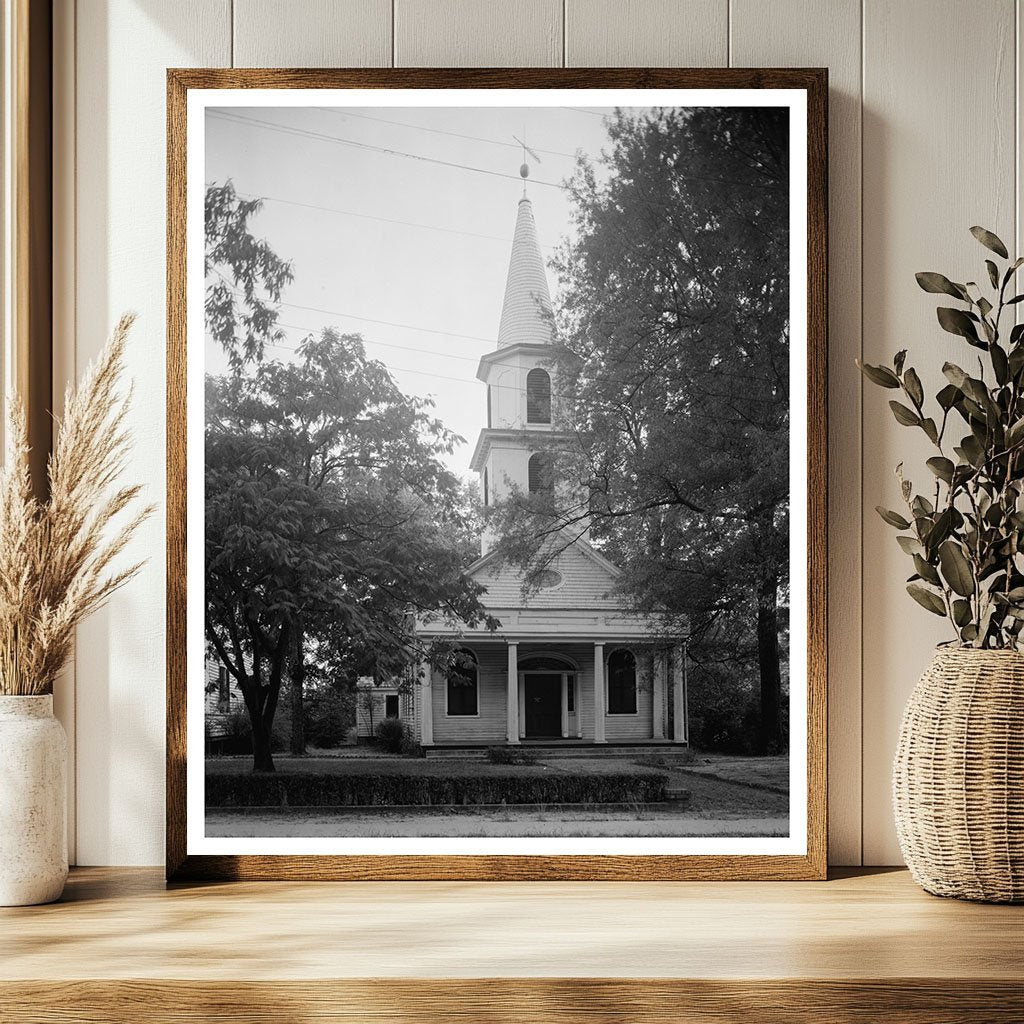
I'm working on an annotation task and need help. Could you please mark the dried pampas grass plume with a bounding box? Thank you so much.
[0,313,153,695]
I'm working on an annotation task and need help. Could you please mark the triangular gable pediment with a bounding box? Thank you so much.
[468,536,624,611]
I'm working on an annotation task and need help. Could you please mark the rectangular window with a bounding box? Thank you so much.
[385,694,399,719]
[217,666,230,711]
[447,677,478,716]
[566,675,575,713]
[483,467,489,506]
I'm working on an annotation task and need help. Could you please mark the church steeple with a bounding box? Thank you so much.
[469,174,560,555]
[496,194,553,348]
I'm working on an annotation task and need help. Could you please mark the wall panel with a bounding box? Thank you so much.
[57,0,1023,866]
[394,0,563,67]
[862,0,1017,865]
[565,0,728,67]
[70,0,231,865]
[731,0,863,864]
[233,0,392,68]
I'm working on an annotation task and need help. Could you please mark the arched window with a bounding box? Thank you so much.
[526,368,552,424]
[446,648,478,716]
[528,453,553,497]
[607,649,637,715]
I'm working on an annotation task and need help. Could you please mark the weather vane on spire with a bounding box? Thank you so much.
[512,133,542,194]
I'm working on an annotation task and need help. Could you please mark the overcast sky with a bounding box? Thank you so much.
[205,105,623,477]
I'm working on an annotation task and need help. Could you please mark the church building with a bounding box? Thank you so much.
[412,170,689,750]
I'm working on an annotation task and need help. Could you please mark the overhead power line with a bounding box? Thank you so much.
[277,300,495,344]
[209,110,572,191]
[315,107,576,159]
[238,191,555,249]
[263,321,781,396]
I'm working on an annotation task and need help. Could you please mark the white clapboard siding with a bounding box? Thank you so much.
[861,0,1017,864]
[69,0,232,867]
[430,645,509,744]
[473,543,621,610]
[233,0,393,67]
[394,0,563,67]
[730,0,864,868]
[566,0,728,67]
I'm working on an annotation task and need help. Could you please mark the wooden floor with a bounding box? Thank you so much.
[2,867,1022,1022]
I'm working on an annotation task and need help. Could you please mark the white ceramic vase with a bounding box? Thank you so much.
[0,695,68,906]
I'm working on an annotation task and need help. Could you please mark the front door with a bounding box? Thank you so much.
[524,674,562,738]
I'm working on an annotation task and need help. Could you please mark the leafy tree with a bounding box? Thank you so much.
[206,181,293,369]
[489,107,790,753]
[205,329,497,771]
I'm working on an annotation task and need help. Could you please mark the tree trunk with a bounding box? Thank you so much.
[251,712,275,772]
[756,566,783,755]
[289,624,306,756]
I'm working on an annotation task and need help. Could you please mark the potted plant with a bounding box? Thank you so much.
[0,315,150,905]
[859,227,1024,902]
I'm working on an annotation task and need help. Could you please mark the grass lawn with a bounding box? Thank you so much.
[672,755,790,793]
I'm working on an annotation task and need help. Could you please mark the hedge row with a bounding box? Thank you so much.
[206,771,668,808]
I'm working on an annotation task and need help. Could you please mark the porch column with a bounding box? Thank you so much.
[593,642,606,743]
[420,661,433,746]
[672,645,687,743]
[560,674,569,738]
[652,651,667,740]
[506,643,520,744]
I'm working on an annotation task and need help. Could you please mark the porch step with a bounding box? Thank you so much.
[518,743,687,759]
[422,748,488,761]
[424,742,688,760]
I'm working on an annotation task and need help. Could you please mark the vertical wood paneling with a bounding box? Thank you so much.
[52,0,76,865]
[72,0,231,865]
[233,0,392,68]
[862,0,1017,865]
[394,0,563,67]
[62,0,1022,866]
[731,0,863,865]
[565,0,728,67]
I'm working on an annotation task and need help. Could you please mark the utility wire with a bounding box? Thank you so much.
[211,275,782,389]
[314,107,577,159]
[209,110,572,191]
[238,191,555,249]
[261,321,783,397]
[277,300,495,345]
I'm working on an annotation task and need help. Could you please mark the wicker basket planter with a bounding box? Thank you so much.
[893,648,1024,902]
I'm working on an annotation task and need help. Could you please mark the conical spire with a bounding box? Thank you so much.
[496,194,553,348]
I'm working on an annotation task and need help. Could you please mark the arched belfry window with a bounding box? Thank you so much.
[528,453,553,497]
[526,368,552,424]
[607,649,637,715]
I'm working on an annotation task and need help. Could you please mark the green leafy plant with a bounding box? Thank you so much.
[859,227,1024,648]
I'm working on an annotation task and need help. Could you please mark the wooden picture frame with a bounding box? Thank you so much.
[167,68,827,881]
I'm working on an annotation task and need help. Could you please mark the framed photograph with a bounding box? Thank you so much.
[167,68,827,881]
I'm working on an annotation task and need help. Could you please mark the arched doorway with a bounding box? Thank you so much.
[517,655,578,740]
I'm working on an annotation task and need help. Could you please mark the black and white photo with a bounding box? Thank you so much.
[172,78,822,873]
